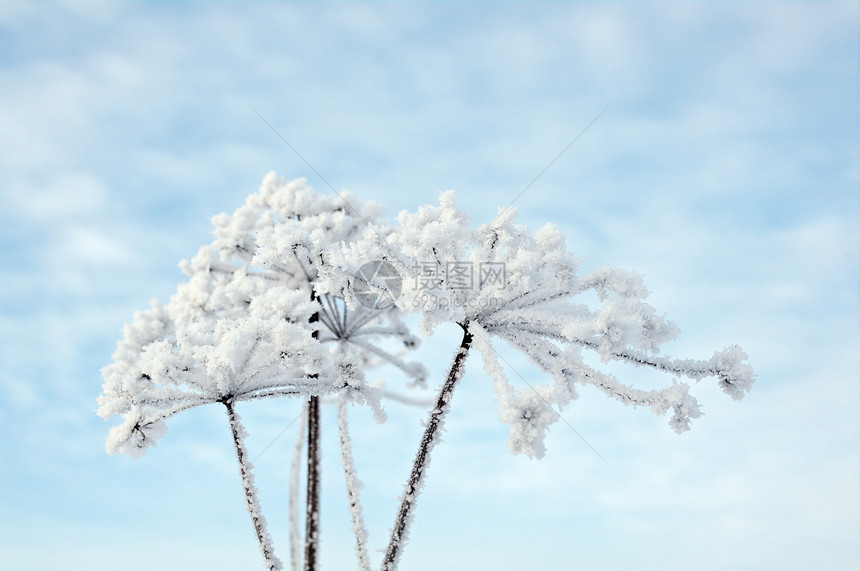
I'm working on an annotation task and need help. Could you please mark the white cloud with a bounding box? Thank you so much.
[7,172,108,220]
[0,3,857,569]
[55,225,131,266]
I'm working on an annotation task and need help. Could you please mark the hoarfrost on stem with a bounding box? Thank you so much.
[226,401,283,570]
[98,174,419,569]
[329,190,755,458]
[100,173,755,571]
[322,189,755,569]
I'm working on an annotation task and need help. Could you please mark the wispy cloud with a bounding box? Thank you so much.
[0,3,857,570]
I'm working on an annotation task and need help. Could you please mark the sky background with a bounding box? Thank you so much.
[1,2,858,570]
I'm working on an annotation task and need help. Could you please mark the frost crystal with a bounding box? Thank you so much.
[99,174,423,569]
[329,190,755,463]
[101,174,755,571]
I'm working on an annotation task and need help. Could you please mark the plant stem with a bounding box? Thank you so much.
[381,325,473,571]
[305,291,321,571]
[224,400,283,571]
[289,403,308,571]
[304,396,320,571]
[337,395,371,571]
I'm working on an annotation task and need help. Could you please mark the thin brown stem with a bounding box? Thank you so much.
[304,396,320,571]
[381,324,473,571]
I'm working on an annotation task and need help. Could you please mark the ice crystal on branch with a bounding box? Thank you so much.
[320,189,755,571]
[327,190,755,460]
[99,174,429,569]
[97,286,366,458]
[168,173,426,387]
[100,173,755,571]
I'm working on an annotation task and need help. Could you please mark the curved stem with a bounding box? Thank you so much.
[224,401,283,571]
[381,325,473,571]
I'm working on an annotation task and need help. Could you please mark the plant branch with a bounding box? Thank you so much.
[290,404,308,571]
[224,400,283,571]
[337,394,371,571]
[381,324,473,571]
[304,396,321,571]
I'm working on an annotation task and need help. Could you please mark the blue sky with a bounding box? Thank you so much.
[1,2,858,570]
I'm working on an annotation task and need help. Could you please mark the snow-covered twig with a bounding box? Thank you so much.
[381,325,473,571]
[289,404,307,571]
[378,388,435,408]
[337,394,371,571]
[225,400,283,571]
[101,174,755,570]
[346,336,428,385]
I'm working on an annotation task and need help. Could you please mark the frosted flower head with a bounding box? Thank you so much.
[332,191,755,458]
[99,174,431,458]
[99,302,365,458]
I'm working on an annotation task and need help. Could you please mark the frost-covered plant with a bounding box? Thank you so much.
[100,174,421,570]
[101,174,754,571]
[323,190,755,570]
[98,289,365,570]
[98,291,360,458]
[194,173,423,570]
